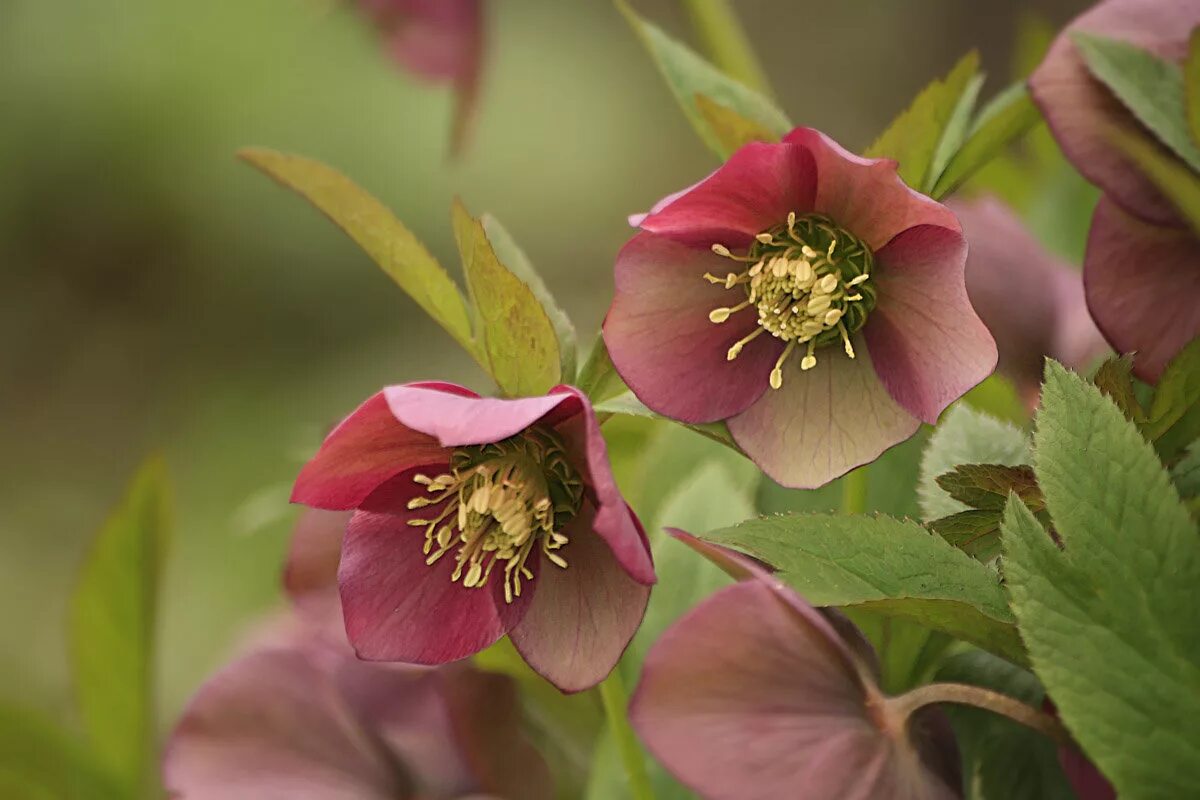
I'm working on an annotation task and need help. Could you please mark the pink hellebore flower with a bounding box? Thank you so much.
[951,195,1107,403]
[291,382,655,692]
[1030,0,1200,382]
[629,530,962,800]
[163,599,553,800]
[604,128,997,488]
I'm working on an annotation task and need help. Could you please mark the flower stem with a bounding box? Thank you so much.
[887,682,1072,747]
[680,0,774,98]
[598,668,655,800]
[841,466,869,515]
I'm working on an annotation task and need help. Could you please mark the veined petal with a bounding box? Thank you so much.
[383,383,570,448]
[866,224,997,424]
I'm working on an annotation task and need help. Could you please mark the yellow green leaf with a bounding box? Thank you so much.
[1186,27,1200,148]
[694,94,781,155]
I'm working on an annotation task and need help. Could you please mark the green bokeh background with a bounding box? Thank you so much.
[0,0,1087,736]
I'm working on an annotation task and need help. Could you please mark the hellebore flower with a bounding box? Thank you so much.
[951,195,1107,402]
[1030,0,1200,381]
[291,382,654,692]
[629,530,962,800]
[163,599,553,800]
[604,128,997,488]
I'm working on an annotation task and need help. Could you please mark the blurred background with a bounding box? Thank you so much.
[0,0,1089,738]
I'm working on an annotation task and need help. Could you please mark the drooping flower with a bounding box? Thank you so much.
[163,597,553,800]
[629,530,962,800]
[603,128,997,488]
[1030,0,1200,381]
[950,195,1107,402]
[291,382,654,692]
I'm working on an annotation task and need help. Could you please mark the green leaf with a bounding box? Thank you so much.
[932,83,1041,199]
[919,404,1031,522]
[69,459,171,797]
[1187,27,1200,148]
[481,214,577,382]
[0,706,123,800]
[577,337,627,404]
[936,464,1043,512]
[1092,353,1146,423]
[694,93,781,154]
[928,72,985,192]
[616,0,791,160]
[929,510,1005,562]
[1072,32,1200,172]
[1002,361,1200,798]
[699,513,1026,663]
[452,200,562,396]
[1108,125,1200,235]
[594,391,739,451]
[1144,336,1200,460]
[238,148,476,354]
[865,51,981,190]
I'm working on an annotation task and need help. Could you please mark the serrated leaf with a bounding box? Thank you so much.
[866,50,981,189]
[932,83,1041,199]
[929,510,1005,562]
[617,0,791,160]
[1072,32,1200,173]
[919,404,1031,522]
[699,513,1026,663]
[1108,125,1200,235]
[1092,354,1146,423]
[238,148,477,354]
[1002,361,1200,799]
[694,93,780,154]
[1144,336,1200,459]
[1187,28,1200,148]
[0,706,122,800]
[452,200,561,397]
[69,459,170,797]
[936,464,1043,512]
[480,214,577,382]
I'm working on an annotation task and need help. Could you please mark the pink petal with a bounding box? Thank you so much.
[628,177,708,227]
[1084,196,1200,382]
[383,383,569,448]
[283,509,351,603]
[603,232,778,423]
[550,387,656,585]
[638,141,817,247]
[1029,0,1200,224]
[866,224,997,423]
[727,338,921,489]
[338,505,526,665]
[507,505,651,693]
[291,391,450,510]
[784,128,960,250]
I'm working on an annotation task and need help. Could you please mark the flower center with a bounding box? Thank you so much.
[405,426,584,603]
[705,213,876,388]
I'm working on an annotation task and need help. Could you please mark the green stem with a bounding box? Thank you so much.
[680,0,774,98]
[841,466,869,515]
[598,669,655,800]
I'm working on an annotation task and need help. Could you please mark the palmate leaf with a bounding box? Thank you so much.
[1002,361,1200,798]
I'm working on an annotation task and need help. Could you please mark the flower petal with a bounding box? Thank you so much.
[507,505,651,693]
[383,384,570,448]
[1084,196,1200,382]
[784,127,960,250]
[604,232,777,423]
[866,224,997,423]
[292,392,449,510]
[283,509,351,603]
[338,502,527,665]
[638,141,817,247]
[727,338,920,489]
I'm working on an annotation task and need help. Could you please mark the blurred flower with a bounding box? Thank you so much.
[604,128,996,488]
[164,596,553,800]
[291,382,654,692]
[629,530,962,800]
[950,195,1107,402]
[1030,0,1200,381]
[357,0,484,153]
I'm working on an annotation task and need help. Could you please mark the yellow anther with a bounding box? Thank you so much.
[703,272,724,284]
[709,308,732,323]
[846,273,870,287]
[801,245,818,259]
[712,243,732,257]
[824,308,844,326]
[547,552,568,569]
[796,260,814,283]
[801,355,817,370]
[817,274,839,294]
[756,232,774,244]
[728,327,766,360]
[827,239,837,259]
[806,294,832,315]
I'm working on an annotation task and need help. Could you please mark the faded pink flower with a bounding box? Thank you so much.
[163,598,552,800]
[603,128,997,488]
[291,382,654,692]
[1030,0,1200,381]
[951,195,1107,403]
[629,530,962,800]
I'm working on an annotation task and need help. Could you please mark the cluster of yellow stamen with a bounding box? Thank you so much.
[405,426,583,603]
[705,212,876,389]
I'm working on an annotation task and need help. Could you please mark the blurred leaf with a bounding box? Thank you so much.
[694,93,780,153]
[1108,125,1200,235]
[932,83,1041,199]
[1072,33,1200,172]
[0,706,122,800]
[1002,362,1200,799]
[680,0,772,97]
[452,200,561,396]
[919,405,1030,522]
[700,513,1025,663]
[929,510,1005,562]
[1144,336,1200,460]
[1188,28,1200,147]
[936,464,1043,512]
[238,149,477,354]
[481,213,577,382]
[616,0,791,160]
[69,459,171,798]
[963,374,1029,427]
[578,337,627,404]
[585,723,695,800]
[866,50,981,189]
[1172,445,1200,517]
[846,610,953,695]
[928,71,985,192]
[1092,353,1146,422]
